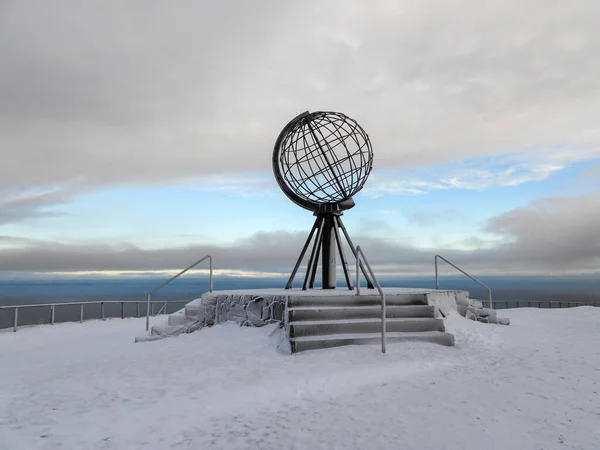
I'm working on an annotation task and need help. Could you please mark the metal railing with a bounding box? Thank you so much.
[146,255,213,331]
[487,300,599,309]
[356,245,386,354]
[435,254,493,310]
[0,300,187,332]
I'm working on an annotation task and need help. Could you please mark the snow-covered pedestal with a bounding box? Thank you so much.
[149,287,472,340]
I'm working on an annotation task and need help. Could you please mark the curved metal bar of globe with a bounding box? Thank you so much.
[272,111,319,212]
[285,216,321,289]
[337,217,374,289]
[304,117,347,199]
[333,214,354,290]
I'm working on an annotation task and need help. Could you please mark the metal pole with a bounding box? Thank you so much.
[285,217,319,289]
[303,216,324,290]
[308,225,324,289]
[164,301,168,315]
[146,293,151,331]
[209,257,213,292]
[435,255,439,289]
[333,215,353,290]
[137,302,140,318]
[121,302,124,319]
[51,305,55,325]
[356,250,361,296]
[338,218,373,288]
[321,214,336,289]
[13,307,18,332]
[80,303,84,323]
[101,302,105,320]
[356,246,386,354]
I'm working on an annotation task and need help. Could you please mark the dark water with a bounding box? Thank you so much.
[1,274,599,330]
[2,274,600,305]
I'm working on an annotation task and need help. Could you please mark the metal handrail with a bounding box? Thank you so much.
[1,300,187,332]
[145,255,213,331]
[434,254,493,310]
[356,245,386,354]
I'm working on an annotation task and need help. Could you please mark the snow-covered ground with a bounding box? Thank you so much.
[1,308,599,450]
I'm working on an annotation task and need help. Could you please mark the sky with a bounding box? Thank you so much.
[1,0,600,279]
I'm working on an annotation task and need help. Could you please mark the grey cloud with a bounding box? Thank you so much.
[1,0,600,195]
[483,195,600,271]
[0,187,74,225]
[1,194,599,274]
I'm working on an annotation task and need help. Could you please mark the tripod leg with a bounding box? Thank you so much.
[333,215,353,290]
[285,216,321,289]
[308,227,323,289]
[338,216,375,289]
[303,216,324,290]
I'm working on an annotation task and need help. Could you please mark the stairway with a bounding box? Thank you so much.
[287,293,454,353]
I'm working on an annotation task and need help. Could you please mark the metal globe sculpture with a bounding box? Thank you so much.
[273,111,374,290]
[273,111,373,212]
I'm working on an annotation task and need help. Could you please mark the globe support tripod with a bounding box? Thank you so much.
[285,211,374,290]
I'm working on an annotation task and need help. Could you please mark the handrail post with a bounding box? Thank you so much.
[146,293,151,331]
[121,302,125,319]
[13,307,18,332]
[435,255,439,289]
[355,246,386,354]
[80,303,84,323]
[144,254,213,332]
[51,304,55,325]
[434,254,493,310]
[101,302,105,320]
[356,251,360,296]
[209,256,213,292]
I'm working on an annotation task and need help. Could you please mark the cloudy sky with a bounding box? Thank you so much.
[1,0,599,278]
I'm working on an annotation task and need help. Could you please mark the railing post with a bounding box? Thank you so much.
[121,302,124,319]
[51,304,55,325]
[356,251,361,296]
[146,293,151,332]
[80,303,84,323]
[209,256,213,292]
[13,307,18,332]
[434,255,439,289]
[101,302,105,320]
[137,302,140,318]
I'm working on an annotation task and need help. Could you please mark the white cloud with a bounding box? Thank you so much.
[364,148,600,196]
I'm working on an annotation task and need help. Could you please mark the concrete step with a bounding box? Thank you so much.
[290,331,455,353]
[289,317,445,338]
[168,312,196,327]
[184,303,206,318]
[287,294,428,308]
[288,305,435,321]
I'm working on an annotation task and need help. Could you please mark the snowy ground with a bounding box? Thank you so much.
[1,308,599,450]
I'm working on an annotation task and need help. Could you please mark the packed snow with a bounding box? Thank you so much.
[1,307,599,450]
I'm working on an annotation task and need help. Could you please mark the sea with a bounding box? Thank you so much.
[1,274,599,330]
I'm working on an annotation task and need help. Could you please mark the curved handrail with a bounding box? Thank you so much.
[434,254,493,310]
[356,246,386,354]
[146,255,213,331]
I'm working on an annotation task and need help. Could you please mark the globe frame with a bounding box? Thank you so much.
[272,110,375,290]
[272,111,373,213]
